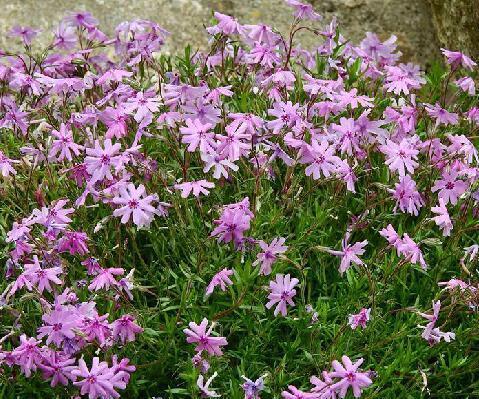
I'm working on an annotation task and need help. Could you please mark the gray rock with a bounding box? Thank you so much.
[0,0,441,66]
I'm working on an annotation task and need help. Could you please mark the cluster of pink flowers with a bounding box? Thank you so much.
[282,356,373,399]
[0,0,478,396]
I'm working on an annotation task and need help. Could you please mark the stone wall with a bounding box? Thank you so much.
[0,0,444,66]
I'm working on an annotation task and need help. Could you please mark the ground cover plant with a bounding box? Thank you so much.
[0,1,479,398]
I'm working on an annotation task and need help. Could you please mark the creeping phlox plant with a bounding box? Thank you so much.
[0,1,478,398]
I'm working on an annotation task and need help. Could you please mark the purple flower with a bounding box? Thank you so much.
[211,199,253,248]
[72,357,128,399]
[125,91,161,123]
[425,103,459,126]
[431,169,468,205]
[389,175,424,216]
[84,139,122,184]
[310,371,337,398]
[328,233,368,275]
[379,137,419,177]
[81,314,111,346]
[100,107,130,139]
[300,139,341,180]
[112,315,143,343]
[174,180,215,198]
[419,300,455,345]
[266,274,299,317]
[64,11,99,28]
[197,372,221,397]
[57,231,89,255]
[53,23,77,50]
[267,101,302,134]
[329,356,373,398]
[183,318,228,356]
[38,351,76,387]
[285,0,322,21]
[112,183,161,228]
[23,255,63,294]
[9,26,40,45]
[431,198,453,236]
[396,233,427,269]
[206,268,234,296]
[180,118,216,153]
[281,385,319,398]
[11,334,43,377]
[348,308,371,330]
[441,48,476,70]
[242,375,265,399]
[48,123,83,162]
[456,77,475,95]
[253,237,288,275]
[210,12,245,35]
[37,308,79,347]
[0,150,19,178]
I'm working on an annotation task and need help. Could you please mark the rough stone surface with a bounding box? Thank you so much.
[428,0,479,60]
[0,0,441,66]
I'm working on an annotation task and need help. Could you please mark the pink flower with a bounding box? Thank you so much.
[112,183,161,228]
[211,12,245,35]
[0,150,19,178]
[389,175,424,216]
[174,180,215,198]
[197,372,221,397]
[9,25,40,45]
[379,224,400,246]
[202,151,239,179]
[281,385,319,398]
[183,318,228,356]
[206,268,234,296]
[425,103,459,126]
[310,371,337,398]
[267,101,302,134]
[48,123,83,162]
[329,356,373,398]
[100,107,130,139]
[72,357,128,399]
[441,48,476,70]
[419,300,455,345]
[431,169,468,205]
[285,0,322,21]
[431,198,453,236]
[217,122,252,161]
[112,315,143,343]
[180,118,216,153]
[211,199,252,248]
[84,139,122,184]
[328,233,368,275]
[266,274,299,317]
[38,351,76,387]
[11,334,43,377]
[300,139,341,180]
[253,237,288,275]
[348,308,371,330]
[23,255,63,293]
[456,77,475,95]
[88,267,124,291]
[81,314,111,346]
[397,233,427,269]
[379,137,419,177]
[37,308,79,347]
[57,231,89,255]
[64,11,99,28]
[30,199,75,227]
